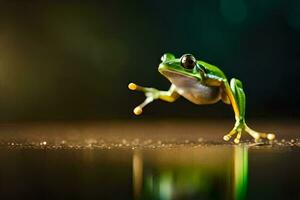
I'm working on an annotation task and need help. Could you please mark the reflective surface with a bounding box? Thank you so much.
[0,121,299,200]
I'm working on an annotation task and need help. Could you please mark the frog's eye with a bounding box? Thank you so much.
[180,54,196,69]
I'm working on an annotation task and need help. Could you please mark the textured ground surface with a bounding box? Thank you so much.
[0,120,298,149]
[0,120,298,200]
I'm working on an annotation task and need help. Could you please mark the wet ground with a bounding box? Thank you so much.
[0,120,299,200]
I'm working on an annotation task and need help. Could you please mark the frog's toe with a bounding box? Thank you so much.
[234,130,242,144]
[245,125,276,142]
[234,138,240,144]
[128,83,146,92]
[132,96,154,116]
[267,133,276,140]
[128,83,138,90]
[223,128,237,141]
[133,106,143,115]
[223,135,231,141]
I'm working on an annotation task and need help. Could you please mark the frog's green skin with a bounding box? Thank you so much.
[128,53,275,143]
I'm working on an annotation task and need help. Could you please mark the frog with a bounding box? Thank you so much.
[128,53,275,143]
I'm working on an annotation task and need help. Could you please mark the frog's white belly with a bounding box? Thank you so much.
[163,71,221,105]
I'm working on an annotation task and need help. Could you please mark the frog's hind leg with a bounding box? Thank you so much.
[222,78,245,143]
[223,78,275,143]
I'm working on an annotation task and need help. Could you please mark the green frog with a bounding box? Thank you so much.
[128,53,275,143]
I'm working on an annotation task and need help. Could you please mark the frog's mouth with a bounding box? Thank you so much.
[159,69,201,88]
[158,63,199,80]
[160,70,196,80]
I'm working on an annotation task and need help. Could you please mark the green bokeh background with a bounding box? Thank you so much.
[0,0,299,121]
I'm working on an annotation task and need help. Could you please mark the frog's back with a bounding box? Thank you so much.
[198,60,227,80]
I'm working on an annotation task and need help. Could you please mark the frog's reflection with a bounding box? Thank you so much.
[233,145,248,200]
[133,146,248,200]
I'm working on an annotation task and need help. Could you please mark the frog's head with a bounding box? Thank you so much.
[158,53,204,81]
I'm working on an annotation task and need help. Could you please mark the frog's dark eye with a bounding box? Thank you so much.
[180,54,196,69]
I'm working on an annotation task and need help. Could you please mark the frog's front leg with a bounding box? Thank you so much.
[128,83,180,115]
[222,78,275,143]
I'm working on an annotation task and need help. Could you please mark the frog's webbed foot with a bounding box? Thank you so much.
[128,83,159,115]
[223,122,275,144]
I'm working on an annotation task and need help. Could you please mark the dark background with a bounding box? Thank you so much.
[0,0,299,121]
